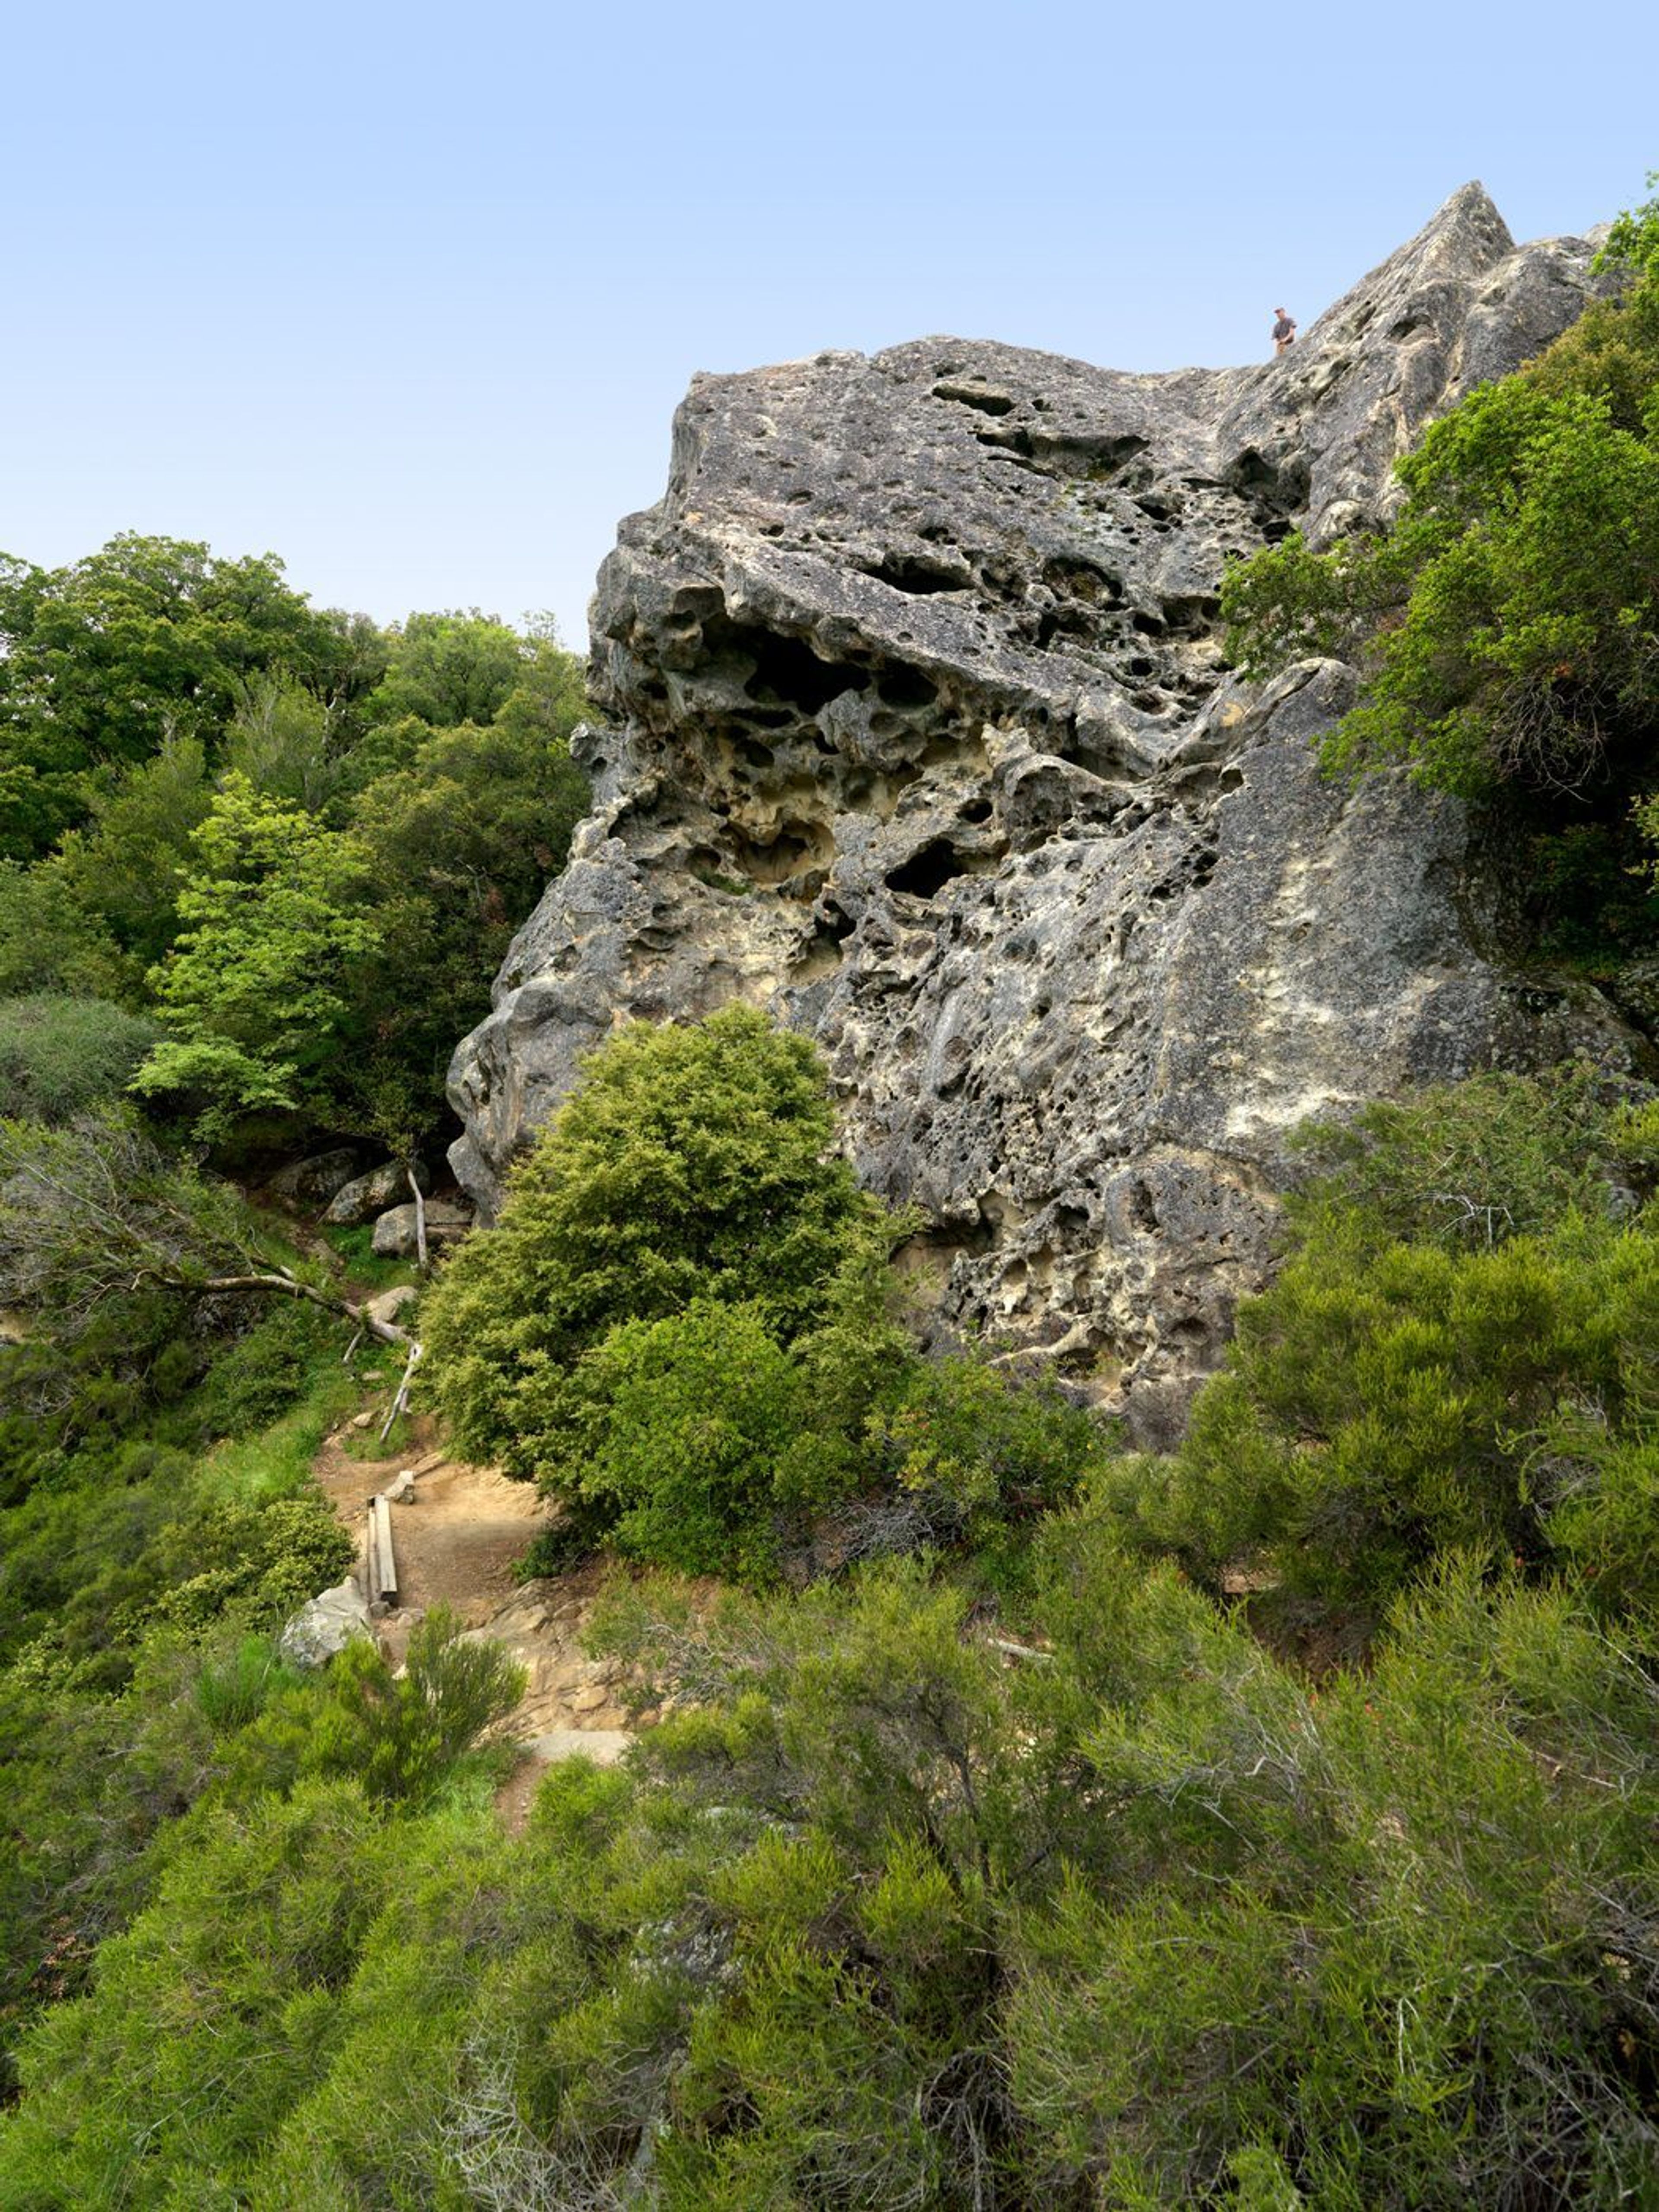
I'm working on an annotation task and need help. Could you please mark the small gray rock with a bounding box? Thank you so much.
[370,1197,474,1259]
[267,1147,364,1211]
[324,1160,432,1226]
[365,1282,420,1329]
[279,1577,374,1667]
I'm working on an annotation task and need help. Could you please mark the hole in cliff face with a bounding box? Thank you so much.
[931,381,1016,416]
[1052,432,1150,480]
[875,665,940,711]
[960,798,993,825]
[1160,594,1223,639]
[976,425,1036,458]
[886,840,970,901]
[860,553,968,596]
[703,614,871,716]
[732,825,833,888]
[1042,556,1124,607]
[1225,448,1311,517]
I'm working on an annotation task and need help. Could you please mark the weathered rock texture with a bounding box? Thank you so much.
[450,185,1643,1440]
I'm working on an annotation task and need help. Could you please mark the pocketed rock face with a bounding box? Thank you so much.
[449,184,1643,1440]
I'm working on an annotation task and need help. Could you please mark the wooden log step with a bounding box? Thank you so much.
[368,1494,398,1608]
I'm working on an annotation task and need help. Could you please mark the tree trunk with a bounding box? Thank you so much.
[407,1164,429,1271]
[200,1272,416,1350]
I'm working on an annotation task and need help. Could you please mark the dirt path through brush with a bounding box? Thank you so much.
[312,1412,643,1827]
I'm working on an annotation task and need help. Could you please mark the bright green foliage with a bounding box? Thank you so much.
[422,1004,890,1481]
[132,773,378,1135]
[1225,383,1659,798]
[221,674,358,818]
[871,1351,1106,1549]
[0,536,593,1153]
[1222,182,1659,808]
[51,734,213,969]
[12,1549,1649,2206]
[0,995,159,1119]
[364,607,534,729]
[1004,1562,1658,2207]
[553,1298,814,1576]
[428,1007,1110,1579]
[230,1607,525,1807]
[1103,1073,1659,1626]
[1599,170,1659,286]
[0,1303,359,2093]
[337,679,590,1125]
[2,1779,399,2202]
[0,861,131,1002]
[0,535,357,861]
[1288,1062,1639,1251]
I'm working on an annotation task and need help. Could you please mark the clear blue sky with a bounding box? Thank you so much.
[4,0,1653,646]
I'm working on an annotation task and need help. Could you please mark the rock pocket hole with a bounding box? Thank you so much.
[886,840,971,901]
[860,554,968,596]
[931,381,1016,416]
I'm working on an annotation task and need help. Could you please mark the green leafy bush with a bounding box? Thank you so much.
[0,863,132,1002]
[1220,178,1659,972]
[230,1606,525,1807]
[1103,1073,1659,1627]
[0,995,160,1119]
[553,1298,814,1576]
[422,1004,893,1482]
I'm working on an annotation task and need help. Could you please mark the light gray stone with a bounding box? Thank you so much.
[323,1160,432,1226]
[279,1577,374,1668]
[522,1728,633,1766]
[364,1282,420,1329]
[447,185,1647,1440]
[267,1147,364,1211]
[370,1197,473,1259]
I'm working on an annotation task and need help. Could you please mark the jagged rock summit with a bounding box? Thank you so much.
[450,185,1639,1440]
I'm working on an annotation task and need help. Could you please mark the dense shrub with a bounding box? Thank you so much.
[1220,178,1659,975]
[10,1551,1650,2207]
[422,1004,894,1483]
[0,996,160,1119]
[1102,1073,1659,1629]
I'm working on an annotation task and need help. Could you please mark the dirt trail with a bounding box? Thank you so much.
[312,1411,645,1826]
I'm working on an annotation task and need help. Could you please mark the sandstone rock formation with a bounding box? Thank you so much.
[449,184,1644,1441]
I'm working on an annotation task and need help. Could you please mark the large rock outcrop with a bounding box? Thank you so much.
[449,184,1643,1440]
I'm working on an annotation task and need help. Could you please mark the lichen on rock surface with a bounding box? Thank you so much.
[448,184,1644,1441]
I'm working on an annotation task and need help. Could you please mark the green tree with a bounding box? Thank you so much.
[1221,181,1659,805]
[131,774,378,1136]
[364,608,532,731]
[1100,1072,1659,1627]
[0,536,348,860]
[52,734,213,969]
[421,1005,892,1484]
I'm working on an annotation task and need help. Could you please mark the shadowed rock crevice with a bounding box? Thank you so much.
[449,184,1642,1441]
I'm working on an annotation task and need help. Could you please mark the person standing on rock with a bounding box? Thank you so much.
[1272,307,1297,355]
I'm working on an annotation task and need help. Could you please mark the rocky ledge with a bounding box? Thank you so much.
[449,184,1644,1442]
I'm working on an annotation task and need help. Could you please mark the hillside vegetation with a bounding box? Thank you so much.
[0,183,1657,2207]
